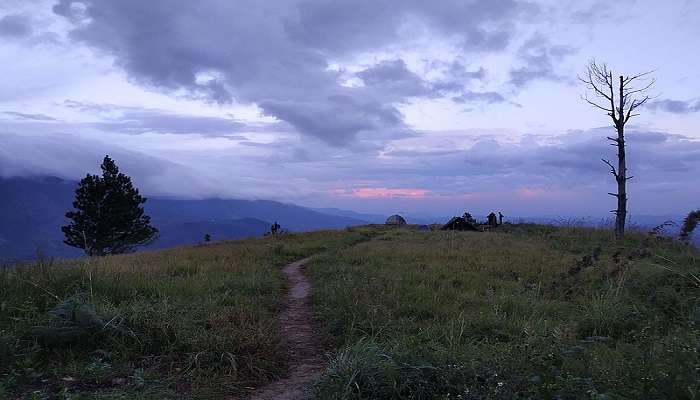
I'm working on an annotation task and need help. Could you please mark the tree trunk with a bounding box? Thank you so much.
[615,75,627,240]
[615,125,627,239]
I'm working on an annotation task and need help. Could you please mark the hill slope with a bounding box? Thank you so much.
[1,225,697,399]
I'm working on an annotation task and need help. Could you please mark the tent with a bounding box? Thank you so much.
[385,214,407,225]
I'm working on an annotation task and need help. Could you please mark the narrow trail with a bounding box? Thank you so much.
[250,257,324,400]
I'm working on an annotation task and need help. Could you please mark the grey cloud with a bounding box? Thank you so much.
[452,91,508,104]
[1,132,175,181]
[2,111,57,121]
[509,34,576,88]
[383,148,464,158]
[357,59,505,105]
[0,14,32,38]
[646,98,700,114]
[289,128,700,196]
[567,0,636,24]
[459,129,700,188]
[286,0,532,54]
[53,0,537,146]
[569,2,613,23]
[0,132,215,198]
[61,100,116,113]
[446,63,486,81]
[357,59,430,98]
[260,96,408,146]
[354,129,700,196]
[424,61,485,92]
[3,125,699,213]
[96,110,248,136]
[61,101,270,136]
[427,62,487,96]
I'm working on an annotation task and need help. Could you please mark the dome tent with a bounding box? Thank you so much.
[385,214,407,226]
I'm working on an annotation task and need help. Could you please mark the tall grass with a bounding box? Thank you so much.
[3,224,697,398]
[308,226,700,399]
[0,229,375,399]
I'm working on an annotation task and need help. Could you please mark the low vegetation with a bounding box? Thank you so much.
[0,229,374,399]
[308,225,699,399]
[2,224,698,399]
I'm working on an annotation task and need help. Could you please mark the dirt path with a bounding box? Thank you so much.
[250,257,324,400]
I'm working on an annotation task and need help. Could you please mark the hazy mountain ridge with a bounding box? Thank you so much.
[0,176,696,262]
[0,176,368,262]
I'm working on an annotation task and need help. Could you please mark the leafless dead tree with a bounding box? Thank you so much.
[580,60,655,240]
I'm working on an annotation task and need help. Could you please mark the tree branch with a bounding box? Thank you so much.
[602,158,619,179]
[582,94,614,112]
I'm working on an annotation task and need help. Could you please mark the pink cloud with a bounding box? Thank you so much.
[330,187,431,199]
[515,187,568,200]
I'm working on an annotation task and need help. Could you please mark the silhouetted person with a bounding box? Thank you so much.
[271,221,281,235]
[498,212,504,225]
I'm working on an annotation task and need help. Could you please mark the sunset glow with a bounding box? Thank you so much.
[331,188,431,199]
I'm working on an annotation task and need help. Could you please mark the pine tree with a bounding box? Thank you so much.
[62,156,158,256]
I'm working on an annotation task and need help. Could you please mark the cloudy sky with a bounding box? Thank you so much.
[1,0,699,217]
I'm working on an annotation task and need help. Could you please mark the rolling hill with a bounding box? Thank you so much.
[0,225,697,398]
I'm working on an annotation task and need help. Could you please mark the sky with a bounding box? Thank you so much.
[0,0,699,218]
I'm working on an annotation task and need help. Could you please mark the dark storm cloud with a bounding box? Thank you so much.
[52,0,538,146]
[0,14,32,38]
[647,98,700,114]
[509,34,576,88]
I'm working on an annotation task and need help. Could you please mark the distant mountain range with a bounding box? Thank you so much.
[0,176,372,262]
[1,176,696,262]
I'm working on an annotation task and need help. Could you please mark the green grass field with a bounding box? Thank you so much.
[0,229,375,399]
[1,225,698,399]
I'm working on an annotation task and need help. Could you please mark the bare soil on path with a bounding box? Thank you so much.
[249,257,324,400]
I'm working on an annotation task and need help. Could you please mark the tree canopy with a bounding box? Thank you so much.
[62,156,158,256]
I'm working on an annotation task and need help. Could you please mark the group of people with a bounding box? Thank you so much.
[460,211,505,227]
[487,211,504,227]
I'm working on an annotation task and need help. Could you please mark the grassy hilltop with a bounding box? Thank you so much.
[1,225,698,399]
